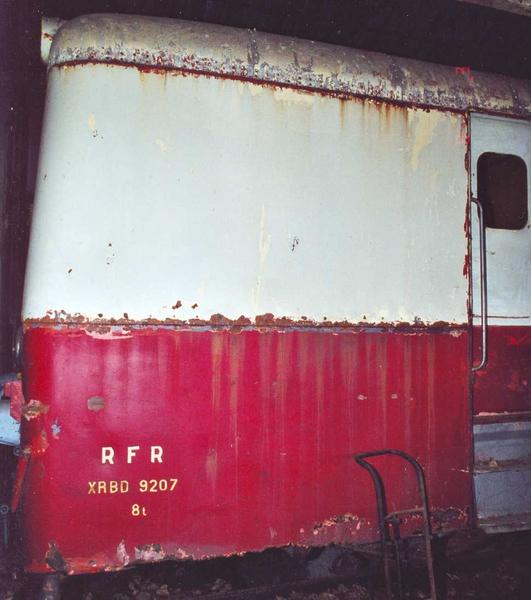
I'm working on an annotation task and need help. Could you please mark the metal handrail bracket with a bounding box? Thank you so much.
[471,196,488,372]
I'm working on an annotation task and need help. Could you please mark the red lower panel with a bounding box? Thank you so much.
[473,326,531,414]
[20,325,471,573]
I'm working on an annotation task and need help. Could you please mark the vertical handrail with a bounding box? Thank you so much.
[355,457,394,599]
[354,449,438,600]
[471,197,488,372]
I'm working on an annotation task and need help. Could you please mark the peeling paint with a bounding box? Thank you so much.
[51,419,61,438]
[23,313,468,333]
[116,540,130,566]
[22,399,50,420]
[312,514,366,535]
[134,544,166,562]
[431,506,470,530]
[29,430,49,455]
[87,396,105,412]
[85,329,133,340]
[45,541,68,573]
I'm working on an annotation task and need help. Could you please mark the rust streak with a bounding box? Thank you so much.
[55,59,481,118]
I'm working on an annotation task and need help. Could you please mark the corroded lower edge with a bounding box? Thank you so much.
[34,510,469,576]
[22,315,469,335]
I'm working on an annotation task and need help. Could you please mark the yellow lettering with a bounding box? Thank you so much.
[88,478,179,496]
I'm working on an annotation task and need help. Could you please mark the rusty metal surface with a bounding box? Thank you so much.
[41,17,66,64]
[22,314,468,331]
[47,13,531,118]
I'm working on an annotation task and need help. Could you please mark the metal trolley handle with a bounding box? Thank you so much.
[354,449,437,600]
[471,196,488,372]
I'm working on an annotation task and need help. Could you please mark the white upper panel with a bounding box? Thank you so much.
[23,64,468,324]
[471,114,531,326]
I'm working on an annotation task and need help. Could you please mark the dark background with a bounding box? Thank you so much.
[0,0,530,373]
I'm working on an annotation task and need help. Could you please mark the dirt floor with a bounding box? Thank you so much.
[1,530,530,599]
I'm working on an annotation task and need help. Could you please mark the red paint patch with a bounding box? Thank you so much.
[474,325,531,414]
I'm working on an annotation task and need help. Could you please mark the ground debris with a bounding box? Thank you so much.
[275,582,370,599]
[4,531,531,599]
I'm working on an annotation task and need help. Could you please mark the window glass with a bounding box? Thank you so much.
[477,152,528,230]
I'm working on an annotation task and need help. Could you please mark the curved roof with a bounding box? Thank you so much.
[49,13,531,118]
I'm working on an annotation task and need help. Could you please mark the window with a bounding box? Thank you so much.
[477,152,528,230]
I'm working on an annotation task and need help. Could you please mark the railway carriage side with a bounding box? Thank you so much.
[3,13,530,577]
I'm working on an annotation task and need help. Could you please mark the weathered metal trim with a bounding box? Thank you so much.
[22,315,469,335]
[47,14,531,118]
[474,411,531,425]
[41,17,66,64]
[470,197,488,372]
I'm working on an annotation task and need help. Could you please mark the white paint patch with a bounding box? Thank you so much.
[134,544,166,562]
[85,329,133,340]
[116,540,130,566]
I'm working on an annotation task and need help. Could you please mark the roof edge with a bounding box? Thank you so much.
[48,13,531,118]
